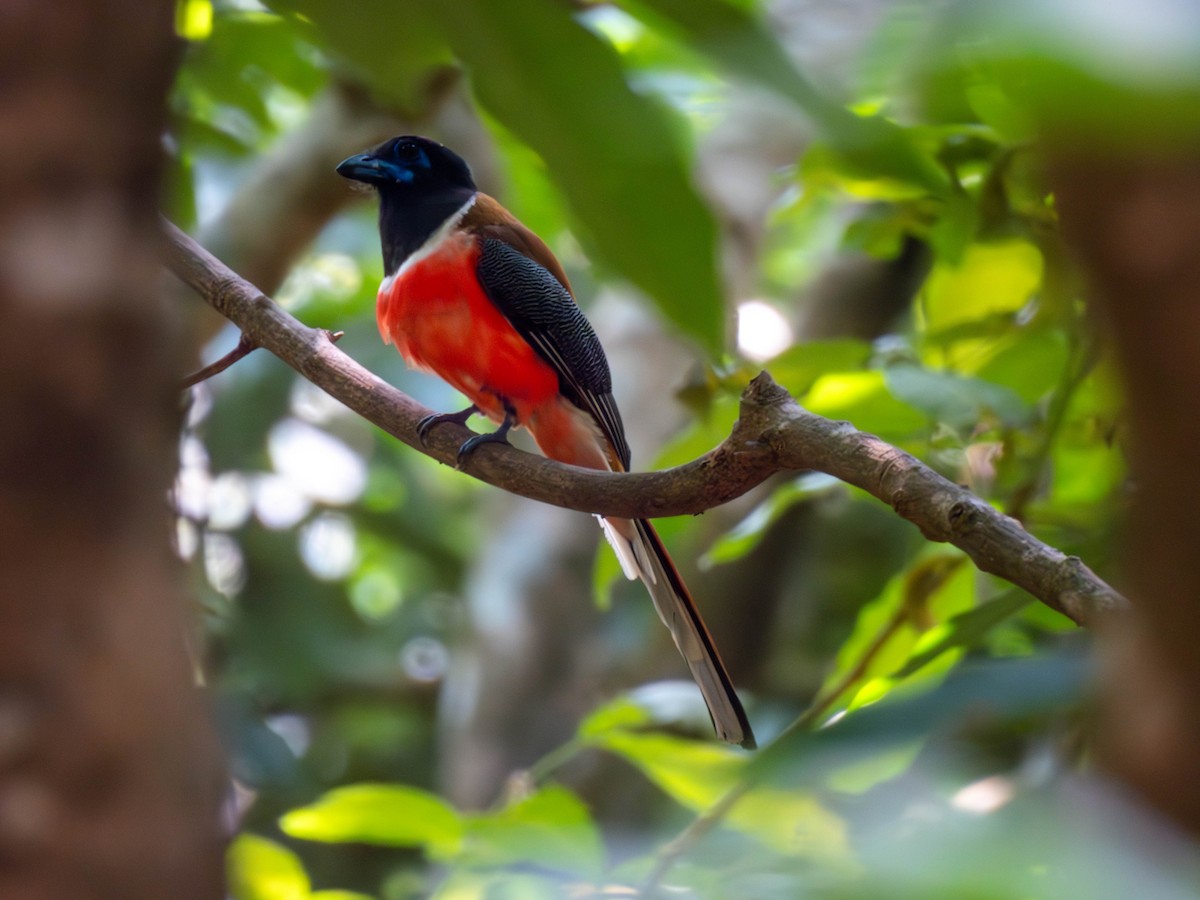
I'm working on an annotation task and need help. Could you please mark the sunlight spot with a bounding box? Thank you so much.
[737,300,794,362]
[299,513,357,581]
[207,472,253,530]
[175,519,199,560]
[174,464,210,521]
[269,418,366,505]
[952,775,1016,815]
[401,637,449,683]
[350,568,404,620]
[265,714,312,757]
[290,378,350,426]
[205,533,246,597]
[253,473,311,530]
[275,253,361,310]
[579,5,645,52]
[822,709,848,728]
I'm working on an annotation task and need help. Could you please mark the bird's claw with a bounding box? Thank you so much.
[454,430,512,468]
[416,405,479,446]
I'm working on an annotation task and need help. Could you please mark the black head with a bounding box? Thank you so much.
[337,136,478,276]
[336,135,476,196]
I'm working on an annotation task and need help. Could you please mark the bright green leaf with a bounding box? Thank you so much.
[728,788,850,860]
[280,784,464,858]
[896,590,1034,680]
[598,730,744,808]
[228,834,311,900]
[598,730,847,858]
[177,0,214,40]
[816,551,972,715]
[921,240,1043,335]
[803,371,927,439]
[825,741,923,794]
[577,695,654,740]
[462,785,604,879]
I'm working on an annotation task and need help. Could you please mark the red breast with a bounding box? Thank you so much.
[376,227,561,426]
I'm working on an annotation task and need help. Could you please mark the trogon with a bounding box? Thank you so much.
[337,135,755,749]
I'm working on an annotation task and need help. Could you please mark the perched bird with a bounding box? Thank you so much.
[337,135,754,749]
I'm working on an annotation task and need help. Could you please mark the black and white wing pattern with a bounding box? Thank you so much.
[475,237,632,471]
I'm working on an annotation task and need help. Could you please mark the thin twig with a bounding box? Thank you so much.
[180,333,259,389]
[160,218,1127,627]
[638,779,752,895]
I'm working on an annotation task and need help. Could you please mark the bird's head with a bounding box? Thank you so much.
[336,135,476,197]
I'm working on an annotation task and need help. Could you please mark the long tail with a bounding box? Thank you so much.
[604,516,755,749]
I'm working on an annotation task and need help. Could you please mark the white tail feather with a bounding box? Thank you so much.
[597,515,641,581]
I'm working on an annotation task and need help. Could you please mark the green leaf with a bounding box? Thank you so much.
[597,730,847,858]
[803,371,927,440]
[462,785,605,879]
[422,0,726,352]
[934,0,1200,144]
[311,893,376,900]
[430,871,562,900]
[755,652,1090,787]
[701,473,839,567]
[280,784,464,858]
[577,695,654,740]
[728,786,849,859]
[228,834,311,900]
[815,552,972,715]
[920,240,1043,337]
[267,0,452,115]
[768,338,873,398]
[597,730,744,808]
[884,364,1031,430]
[618,0,948,193]
[973,330,1070,403]
[895,590,1035,680]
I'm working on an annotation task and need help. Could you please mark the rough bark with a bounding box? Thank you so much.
[0,3,225,897]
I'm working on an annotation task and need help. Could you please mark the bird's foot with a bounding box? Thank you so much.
[416,405,479,446]
[454,404,516,467]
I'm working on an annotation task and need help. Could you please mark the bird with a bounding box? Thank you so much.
[337,135,755,749]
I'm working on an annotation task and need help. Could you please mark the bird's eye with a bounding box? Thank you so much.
[395,141,421,162]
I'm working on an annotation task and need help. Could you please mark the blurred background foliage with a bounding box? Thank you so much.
[168,0,1199,896]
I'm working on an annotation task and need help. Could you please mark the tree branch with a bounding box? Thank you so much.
[161,219,1126,627]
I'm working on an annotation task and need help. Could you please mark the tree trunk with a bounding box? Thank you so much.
[0,2,225,897]
[1050,151,1200,833]
[1056,151,1200,835]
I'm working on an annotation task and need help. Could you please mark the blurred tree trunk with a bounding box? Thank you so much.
[0,2,225,897]
[1050,152,1200,833]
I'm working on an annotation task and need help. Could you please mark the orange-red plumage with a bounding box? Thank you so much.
[378,229,558,423]
[378,222,612,471]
